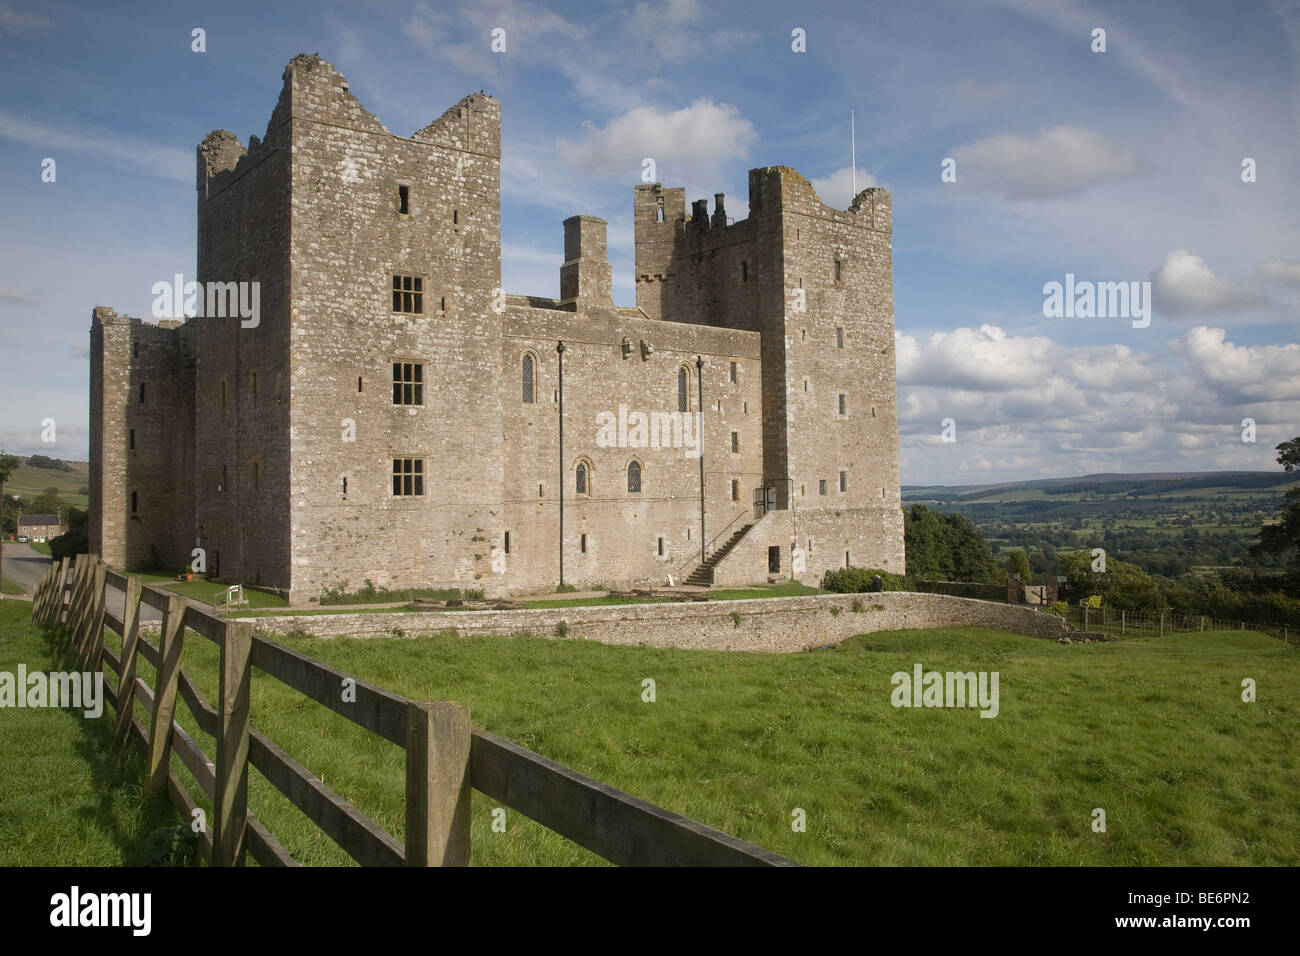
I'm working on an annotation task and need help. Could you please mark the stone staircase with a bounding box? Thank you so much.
[684,523,754,587]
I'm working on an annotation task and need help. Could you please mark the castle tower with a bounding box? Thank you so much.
[560,215,614,307]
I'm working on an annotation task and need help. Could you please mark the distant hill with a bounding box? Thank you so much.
[2,457,91,507]
[903,471,1297,504]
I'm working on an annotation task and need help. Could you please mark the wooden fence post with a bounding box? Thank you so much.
[69,556,100,657]
[147,594,187,793]
[112,576,144,751]
[61,555,88,646]
[405,700,471,867]
[48,557,69,628]
[214,620,252,867]
[1159,611,1164,638]
[79,561,108,670]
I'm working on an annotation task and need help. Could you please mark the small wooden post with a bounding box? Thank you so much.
[405,700,472,867]
[61,555,88,646]
[147,594,187,793]
[112,576,144,751]
[1121,610,1126,635]
[48,557,70,628]
[214,620,252,867]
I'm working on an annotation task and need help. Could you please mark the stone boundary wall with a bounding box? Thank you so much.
[243,591,1069,653]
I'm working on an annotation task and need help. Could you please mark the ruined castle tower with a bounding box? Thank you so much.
[90,54,903,601]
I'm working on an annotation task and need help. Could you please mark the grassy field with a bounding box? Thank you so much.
[0,600,183,865]
[1,578,23,595]
[27,542,52,556]
[127,572,289,609]
[97,616,1300,866]
[2,460,90,509]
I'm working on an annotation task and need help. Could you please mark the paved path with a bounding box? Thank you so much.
[0,542,51,598]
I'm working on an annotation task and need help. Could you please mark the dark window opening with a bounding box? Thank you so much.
[741,261,748,282]
[576,462,587,495]
[819,480,827,496]
[837,327,844,348]
[358,376,363,393]
[130,491,138,513]
[627,461,642,494]
[731,479,739,500]
[834,259,842,281]
[840,470,847,492]
[839,394,846,415]
[342,477,348,495]
[139,382,146,404]
[677,368,688,413]
[504,531,510,554]
[581,533,588,554]
[132,340,139,358]
[393,458,425,496]
[392,274,424,314]
[768,546,781,573]
[453,209,459,225]
[392,362,424,405]
[657,536,664,556]
[522,354,535,404]
[129,428,135,450]
[729,361,737,383]
[398,185,409,214]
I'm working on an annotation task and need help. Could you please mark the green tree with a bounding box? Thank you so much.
[1249,436,1300,592]
[1005,549,1031,584]
[1059,550,1162,611]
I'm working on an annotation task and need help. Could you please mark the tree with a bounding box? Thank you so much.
[1059,550,1162,611]
[1005,549,1031,584]
[903,504,1002,583]
[1248,436,1300,594]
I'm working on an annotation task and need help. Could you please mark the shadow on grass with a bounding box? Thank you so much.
[42,623,190,866]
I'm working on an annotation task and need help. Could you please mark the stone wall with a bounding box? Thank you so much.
[245,591,1070,652]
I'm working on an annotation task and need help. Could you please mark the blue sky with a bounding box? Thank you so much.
[1,0,1297,484]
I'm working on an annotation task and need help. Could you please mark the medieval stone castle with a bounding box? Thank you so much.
[89,54,904,603]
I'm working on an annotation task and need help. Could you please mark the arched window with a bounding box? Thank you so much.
[677,367,688,413]
[522,353,535,404]
[627,460,642,493]
[576,461,588,495]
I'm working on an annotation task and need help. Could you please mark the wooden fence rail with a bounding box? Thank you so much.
[30,556,795,867]
[1056,604,1296,647]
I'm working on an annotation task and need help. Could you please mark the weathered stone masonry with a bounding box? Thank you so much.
[89,54,905,602]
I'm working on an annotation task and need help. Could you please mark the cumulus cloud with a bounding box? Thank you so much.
[1151,249,1268,316]
[630,0,702,61]
[809,166,880,209]
[403,0,584,80]
[894,323,1298,483]
[557,98,756,183]
[951,125,1140,199]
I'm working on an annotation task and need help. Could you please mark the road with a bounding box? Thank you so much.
[0,542,51,597]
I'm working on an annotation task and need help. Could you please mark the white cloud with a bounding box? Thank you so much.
[0,3,50,34]
[0,108,192,182]
[1152,249,1268,316]
[557,98,756,183]
[894,322,1299,483]
[1256,256,1300,288]
[951,125,1140,200]
[0,285,38,306]
[809,166,880,209]
[630,0,702,61]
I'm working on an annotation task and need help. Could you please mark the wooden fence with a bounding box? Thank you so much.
[30,554,796,867]
[1056,604,1296,647]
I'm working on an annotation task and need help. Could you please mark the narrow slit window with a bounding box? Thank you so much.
[504,531,511,554]
[677,367,688,413]
[398,185,409,214]
[580,533,588,554]
[840,470,847,492]
[839,394,846,415]
[576,462,587,495]
[731,479,739,500]
[131,491,138,514]
[834,259,842,281]
[836,327,844,348]
[139,382,146,404]
[657,535,664,556]
[729,361,737,383]
[731,431,739,454]
[627,461,642,494]
[342,477,348,495]
[522,354,535,404]
[129,428,135,450]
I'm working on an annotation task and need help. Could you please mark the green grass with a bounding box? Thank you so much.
[1,578,23,595]
[0,601,184,865]
[3,460,90,510]
[97,619,1300,866]
[710,581,823,600]
[127,572,288,609]
[28,542,52,556]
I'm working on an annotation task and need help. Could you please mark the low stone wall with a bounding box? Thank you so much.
[244,591,1069,653]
